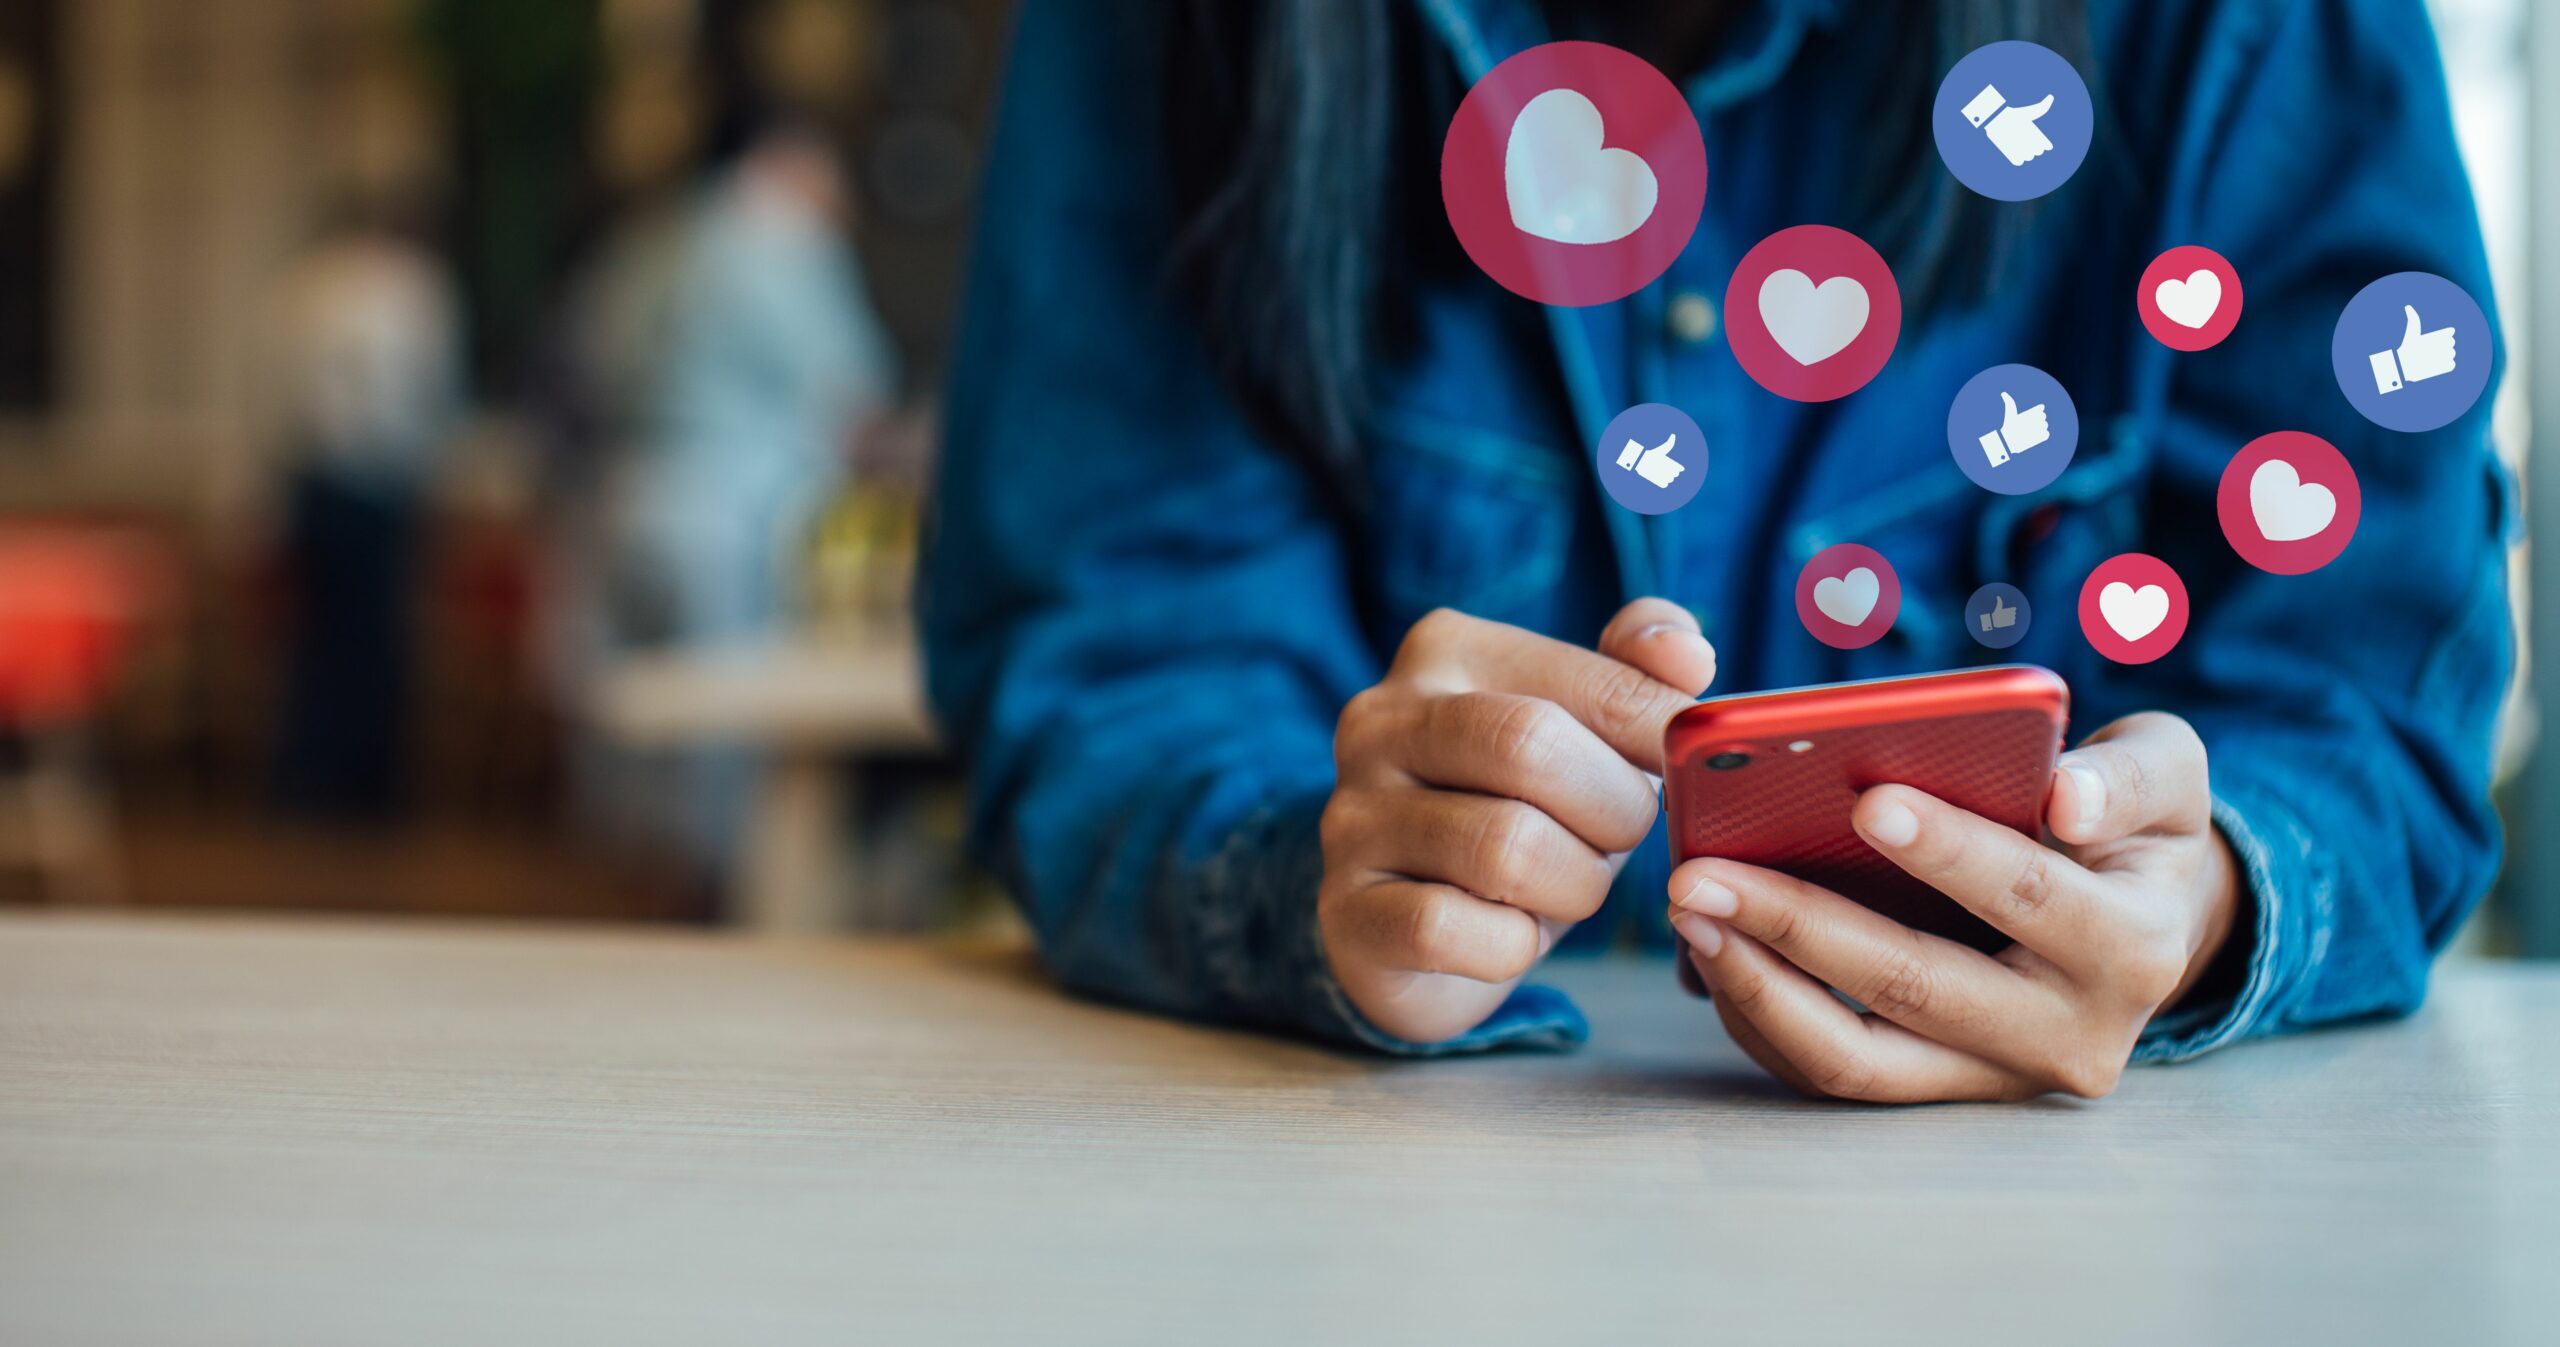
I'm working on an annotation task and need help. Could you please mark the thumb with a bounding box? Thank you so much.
[2014,93,2055,122]
[1597,597,1717,699]
[2047,711,2211,846]
[1999,391,2019,419]
[2403,304,2424,345]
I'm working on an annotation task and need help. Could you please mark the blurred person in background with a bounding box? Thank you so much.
[557,98,898,885]
[268,196,466,822]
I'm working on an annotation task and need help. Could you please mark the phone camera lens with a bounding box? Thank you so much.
[1706,751,1752,771]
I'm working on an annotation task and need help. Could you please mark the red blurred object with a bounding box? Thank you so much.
[0,527,155,729]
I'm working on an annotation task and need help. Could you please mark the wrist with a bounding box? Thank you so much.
[2168,825,2246,1009]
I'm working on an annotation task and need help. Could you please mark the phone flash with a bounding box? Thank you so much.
[1788,740,1815,753]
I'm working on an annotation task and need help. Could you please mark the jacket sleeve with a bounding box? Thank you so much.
[2109,0,2512,1059]
[918,0,1586,1054]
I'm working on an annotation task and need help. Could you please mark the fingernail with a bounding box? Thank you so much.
[1635,623,1680,642]
[1671,911,1727,957]
[1673,874,1738,918]
[2065,762,2106,829]
[1865,799,1920,847]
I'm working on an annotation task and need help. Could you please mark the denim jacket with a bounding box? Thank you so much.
[921,0,2512,1058]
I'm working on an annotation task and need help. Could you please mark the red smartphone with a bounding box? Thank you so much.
[1662,665,2069,952]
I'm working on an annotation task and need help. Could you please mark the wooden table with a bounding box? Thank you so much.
[3,913,2552,1346]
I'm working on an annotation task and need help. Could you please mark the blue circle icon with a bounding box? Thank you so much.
[2330,271,2492,433]
[1933,42,2093,201]
[1965,583,2032,650]
[1595,403,1706,515]
[1948,364,2078,495]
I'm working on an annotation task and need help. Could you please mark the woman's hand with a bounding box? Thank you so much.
[1671,712,2241,1102]
[1321,601,1715,1044]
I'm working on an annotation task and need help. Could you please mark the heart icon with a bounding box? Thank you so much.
[1812,566,1880,626]
[1758,269,1870,366]
[2099,582,2169,641]
[1504,89,1659,246]
[2248,458,2336,543]
[2154,269,2222,330]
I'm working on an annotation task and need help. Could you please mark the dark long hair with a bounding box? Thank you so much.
[1165,1,2092,469]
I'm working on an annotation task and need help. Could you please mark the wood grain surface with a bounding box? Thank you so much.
[2,912,2553,1346]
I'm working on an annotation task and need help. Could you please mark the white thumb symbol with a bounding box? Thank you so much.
[2402,304,2424,345]
[2000,391,2020,419]
[2013,94,2055,124]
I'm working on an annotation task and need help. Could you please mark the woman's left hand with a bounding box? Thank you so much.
[1669,711,2242,1103]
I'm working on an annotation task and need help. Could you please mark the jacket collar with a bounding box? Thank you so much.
[1408,0,1837,597]
[1413,0,1841,104]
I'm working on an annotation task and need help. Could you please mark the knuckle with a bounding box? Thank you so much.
[1901,806,1968,874]
[1334,687,1393,762]
[1314,873,1363,942]
[2116,748,2159,815]
[2135,713,2213,817]
[1481,696,1565,776]
[1805,1045,1883,1101]
[1402,891,1460,972]
[2122,935,2189,1008]
[2182,731,2212,787]
[1588,786,1658,857]
[1752,897,1810,954]
[2043,1048,2125,1100]
[1400,607,1469,664]
[1469,802,1540,899]
[1575,660,1666,738]
[1860,950,1937,1022]
[2001,848,2061,919]
[2085,732,2178,822]
[1316,792,1362,857]
[1714,961,1774,1018]
[2123,709,2197,749]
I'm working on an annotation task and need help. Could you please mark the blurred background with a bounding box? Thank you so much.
[0,0,2556,955]
[0,0,974,931]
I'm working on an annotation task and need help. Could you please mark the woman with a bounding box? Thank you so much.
[920,0,2510,1101]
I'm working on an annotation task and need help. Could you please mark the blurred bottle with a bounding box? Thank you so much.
[804,409,930,636]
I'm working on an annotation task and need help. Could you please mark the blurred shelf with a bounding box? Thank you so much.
[587,626,934,752]
[580,624,937,935]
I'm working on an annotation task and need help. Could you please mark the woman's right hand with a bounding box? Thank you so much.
[1319,600,1717,1043]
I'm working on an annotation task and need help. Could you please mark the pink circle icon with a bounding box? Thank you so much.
[1440,42,1707,309]
[2137,245,2243,352]
[2078,553,2190,665]
[1794,543,1901,649]
[2217,431,2360,575]
[1724,225,1902,402]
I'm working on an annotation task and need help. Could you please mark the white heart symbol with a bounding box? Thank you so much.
[1758,269,1870,366]
[2248,458,2336,543]
[2154,269,2223,329]
[1812,567,1879,626]
[2099,582,2170,641]
[1504,89,1658,246]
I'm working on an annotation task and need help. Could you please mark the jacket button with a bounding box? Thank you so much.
[1667,290,1717,345]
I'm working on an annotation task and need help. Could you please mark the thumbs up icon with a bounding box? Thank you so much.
[1976,391,2051,468]
[1616,433,1687,489]
[1980,594,2017,633]
[1961,84,2057,166]
[2369,304,2459,394]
